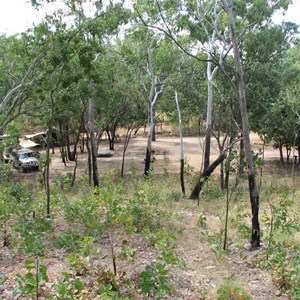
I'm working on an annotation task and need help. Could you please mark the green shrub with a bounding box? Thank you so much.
[216,276,251,300]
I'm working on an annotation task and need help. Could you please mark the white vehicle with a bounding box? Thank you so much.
[11,148,39,172]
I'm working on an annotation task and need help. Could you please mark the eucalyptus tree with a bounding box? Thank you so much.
[122,28,175,176]
[257,47,300,163]
[212,68,240,189]
[133,0,233,191]
[92,45,134,152]
[135,31,164,176]
[220,0,297,247]
[160,55,207,135]
[0,33,47,134]
[242,19,298,146]
[31,0,131,188]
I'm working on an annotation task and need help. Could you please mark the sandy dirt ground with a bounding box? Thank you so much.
[45,131,297,181]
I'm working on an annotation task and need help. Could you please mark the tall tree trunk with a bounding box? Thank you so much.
[66,122,72,160]
[175,91,185,194]
[71,153,78,187]
[223,0,260,247]
[204,76,213,170]
[86,130,92,186]
[89,97,99,188]
[45,125,51,218]
[58,122,67,166]
[151,106,156,142]
[144,111,154,177]
[235,134,244,185]
[191,12,220,198]
[144,76,163,176]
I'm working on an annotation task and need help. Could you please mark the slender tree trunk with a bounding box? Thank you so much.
[144,77,163,176]
[45,125,51,218]
[235,135,244,185]
[107,124,117,151]
[214,131,229,190]
[59,122,67,166]
[198,117,202,136]
[279,142,284,164]
[66,122,72,160]
[86,130,92,186]
[204,76,213,170]
[191,34,220,198]
[72,125,81,159]
[144,119,154,176]
[71,153,78,187]
[223,0,260,247]
[89,97,99,188]
[121,128,130,177]
[151,106,156,142]
[80,132,85,153]
[106,127,113,151]
[286,146,291,163]
[175,91,185,194]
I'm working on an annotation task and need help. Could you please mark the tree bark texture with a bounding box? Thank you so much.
[223,0,260,247]
[144,76,163,176]
[175,91,185,194]
[189,153,227,200]
[89,97,99,188]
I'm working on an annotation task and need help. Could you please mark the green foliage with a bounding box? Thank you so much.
[0,186,15,245]
[261,243,300,300]
[65,236,100,276]
[255,187,300,299]
[0,162,13,184]
[138,263,170,299]
[55,173,75,190]
[231,207,252,241]
[197,213,207,230]
[52,272,85,299]
[118,242,137,262]
[202,178,225,200]
[272,198,299,234]
[0,181,51,250]
[62,194,103,236]
[98,283,126,300]
[216,275,251,300]
[130,161,138,176]
[139,226,184,299]
[183,158,194,176]
[121,186,161,233]
[13,217,53,256]
[14,259,49,299]
[167,190,183,202]
[202,227,231,260]
[53,230,82,252]
[65,252,88,276]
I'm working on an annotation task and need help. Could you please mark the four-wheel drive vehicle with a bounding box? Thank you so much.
[11,148,39,172]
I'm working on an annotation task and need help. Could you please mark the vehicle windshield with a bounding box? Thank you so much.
[19,152,33,159]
